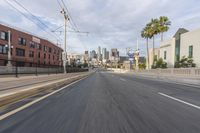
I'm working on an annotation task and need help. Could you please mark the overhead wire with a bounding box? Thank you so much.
[11,0,63,43]
[5,0,63,44]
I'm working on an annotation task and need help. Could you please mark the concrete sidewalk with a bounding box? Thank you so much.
[0,73,76,82]
[126,72,200,87]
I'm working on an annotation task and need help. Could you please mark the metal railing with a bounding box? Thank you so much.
[0,58,88,77]
[134,68,200,77]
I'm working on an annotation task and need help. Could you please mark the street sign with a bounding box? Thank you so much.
[127,49,134,60]
[32,36,40,43]
[62,52,67,61]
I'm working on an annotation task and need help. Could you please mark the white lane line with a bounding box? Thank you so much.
[120,78,126,82]
[0,76,88,121]
[158,92,200,110]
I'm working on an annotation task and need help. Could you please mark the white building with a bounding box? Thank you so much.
[67,53,85,66]
[158,28,200,68]
[159,38,175,67]
[97,46,102,61]
[149,48,160,67]
[180,28,200,67]
[102,48,107,60]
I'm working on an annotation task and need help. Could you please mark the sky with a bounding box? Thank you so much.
[0,0,200,56]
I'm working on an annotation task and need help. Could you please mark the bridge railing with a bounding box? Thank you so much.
[134,68,200,77]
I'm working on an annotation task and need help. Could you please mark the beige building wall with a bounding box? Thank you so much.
[180,28,200,67]
[149,48,160,68]
[159,38,175,68]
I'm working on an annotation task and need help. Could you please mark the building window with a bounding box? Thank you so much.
[16,48,25,56]
[37,44,42,50]
[54,48,56,54]
[49,47,52,53]
[0,31,8,41]
[43,45,47,52]
[18,37,26,45]
[189,45,193,58]
[164,51,167,60]
[29,42,35,48]
[44,53,46,59]
[49,54,50,59]
[0,45,8,54]
[38,52,40,58]
[29,51,34,58]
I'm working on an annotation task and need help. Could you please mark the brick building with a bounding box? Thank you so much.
[0,23,63,66]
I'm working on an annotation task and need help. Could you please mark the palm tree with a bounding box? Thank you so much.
[148,19,159,65]
[159,16,171,42]
[141,25,151,69]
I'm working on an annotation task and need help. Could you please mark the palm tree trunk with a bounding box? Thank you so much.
[152,35,155,67]
[161,32,164,42]
[146,38,150,69]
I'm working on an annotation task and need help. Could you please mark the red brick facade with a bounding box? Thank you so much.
[0,23,63,66]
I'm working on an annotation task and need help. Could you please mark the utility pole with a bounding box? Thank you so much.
[60,8,69,74]
[7,30,12,67]
[135,39,139,71]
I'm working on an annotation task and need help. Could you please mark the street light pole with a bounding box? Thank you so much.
[135,39,139,71]
[61,8,69,74]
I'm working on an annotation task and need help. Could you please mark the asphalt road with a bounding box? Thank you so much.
[0,71,200,133]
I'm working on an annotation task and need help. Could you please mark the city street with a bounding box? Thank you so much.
[0,70,200,133]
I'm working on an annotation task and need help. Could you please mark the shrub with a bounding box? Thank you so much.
[175,56,196,68]
[152,58,167,69]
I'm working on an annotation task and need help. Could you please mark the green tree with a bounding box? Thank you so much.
[148,18,159,64]
[141,25,152,69]
[158,16,171,41]
[139,63,146,70]
[175,56,196,68]
[152,58,167,69]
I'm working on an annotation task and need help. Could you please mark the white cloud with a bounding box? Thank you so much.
[0,0,200,56]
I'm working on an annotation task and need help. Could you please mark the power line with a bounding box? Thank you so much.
[12,0,63,42]
[59,0,79,31]
[56,0,63,9]
[56,0,89,51]
[5,0,62,43]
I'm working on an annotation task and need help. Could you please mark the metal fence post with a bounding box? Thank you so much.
[48,65,50,75]
[15,63,18,78]
[36,63,38,76]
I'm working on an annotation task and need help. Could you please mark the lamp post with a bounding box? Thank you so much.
[135,39,140,70]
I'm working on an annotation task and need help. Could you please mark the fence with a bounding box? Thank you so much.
[0,59,88,77]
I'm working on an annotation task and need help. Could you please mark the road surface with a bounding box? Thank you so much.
[0,71,200,133]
